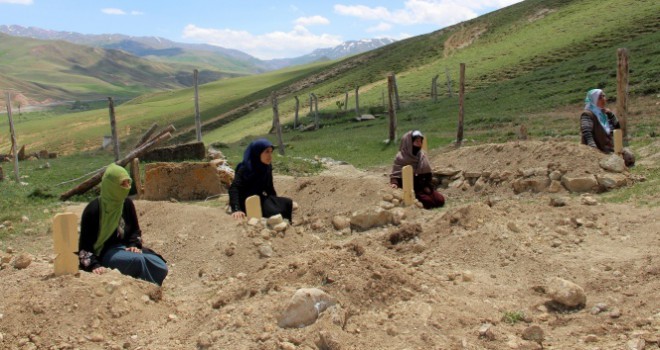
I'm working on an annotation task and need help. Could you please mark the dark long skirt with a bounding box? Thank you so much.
[417,190,445,209]
[101,244,168,285]
[262,195,293,221]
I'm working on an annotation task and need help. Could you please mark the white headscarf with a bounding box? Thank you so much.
[584,89,611,134]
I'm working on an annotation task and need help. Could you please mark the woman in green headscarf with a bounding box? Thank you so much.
[78,163,168,285]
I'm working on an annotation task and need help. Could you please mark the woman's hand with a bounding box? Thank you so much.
[389,183,398,189]
[232,211,246,220]
[92,266,107,274]
[125,246,142,253]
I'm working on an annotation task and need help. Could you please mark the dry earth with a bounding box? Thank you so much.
[0,140,659,350]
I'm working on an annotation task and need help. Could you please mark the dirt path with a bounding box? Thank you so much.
[1,140,658,350]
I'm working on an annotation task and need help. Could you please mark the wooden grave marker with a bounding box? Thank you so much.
[613,129,623,154]
[53,213,79,276]
[245,195,262,219]
[422,137,428,153]
[402,165,414,206]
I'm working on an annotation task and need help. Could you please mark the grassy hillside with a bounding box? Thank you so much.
[1,0,658,167]
[0,33,234,102]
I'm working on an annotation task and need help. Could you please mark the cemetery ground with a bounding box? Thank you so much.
[0,133,659,349]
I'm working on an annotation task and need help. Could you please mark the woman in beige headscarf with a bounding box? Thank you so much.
[390,130,445,209]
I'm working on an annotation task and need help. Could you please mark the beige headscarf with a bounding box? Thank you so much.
[390,130,432,180]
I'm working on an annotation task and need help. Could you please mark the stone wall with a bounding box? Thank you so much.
[143,162,226,201]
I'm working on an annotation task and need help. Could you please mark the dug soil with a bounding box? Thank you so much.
[1,140,658,350]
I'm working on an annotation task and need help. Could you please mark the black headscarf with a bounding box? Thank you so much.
[236,138,274,183]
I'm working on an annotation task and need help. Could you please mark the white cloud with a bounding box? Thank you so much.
[294,15,330,26]
[182,24,342,60]
[335,0,524,27]
[102,8,126,15]
[366,22,392,33]
[0,0,33,4]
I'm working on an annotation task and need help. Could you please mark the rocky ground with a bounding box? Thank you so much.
[0,140,658,350]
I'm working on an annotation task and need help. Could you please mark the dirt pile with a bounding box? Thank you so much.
[0,140,658,349]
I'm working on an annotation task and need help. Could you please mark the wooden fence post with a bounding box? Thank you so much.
[271,92,285,155]
[456,63,466,147]
[616,48,629,144]
[445,68,453,98]
[294,96,300,129]
[5,92,20,182]
[344,90,349,111]
[355,86,360,118]
[130,158,143,198]
[193,69,202,142]
[108,97,120,161]
[393,74,401,110]
[432,74,439,102]
[387,74,397,143]
[309,95,313,114]
[311,93,319,130]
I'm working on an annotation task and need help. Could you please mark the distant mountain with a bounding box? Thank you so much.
[262,38,397,70]
[0,25,396,72]
[0,25,265,74]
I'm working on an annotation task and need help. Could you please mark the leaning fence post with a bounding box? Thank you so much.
[616,48,629,145]
[271,92,285,155]
[193,69,202,142]
[108,97,120,161]
[393,74,401,111]
[5,92,20,182]
[387,74,397,143]
[456,63,465,147]
[354,86,360,118]
[445,68,453,98]
[294,96,300,129]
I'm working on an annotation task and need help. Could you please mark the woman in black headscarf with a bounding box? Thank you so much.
[229,138,293,220]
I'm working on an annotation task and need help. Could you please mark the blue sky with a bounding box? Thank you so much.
[0,0,523,59]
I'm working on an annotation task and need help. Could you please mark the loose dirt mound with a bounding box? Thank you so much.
[1,141,658,349]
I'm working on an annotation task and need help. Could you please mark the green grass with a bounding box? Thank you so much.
[502,310,526,325]
[600,166,660,206]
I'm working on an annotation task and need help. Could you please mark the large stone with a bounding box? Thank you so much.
[599,154,626,173]
[278,288,337,328]
[331,216,351,230]
[597,173,627,190]
[561,174,598,193]
[512,177,549,194]
[143,162,226,201]
[141,142,206,162]
[350,208,392,231]
[547,277,586,308]
[433,167,461,176]
[267,214,284,227]
[546,180,564,193]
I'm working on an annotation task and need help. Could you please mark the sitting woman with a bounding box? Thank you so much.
[580,88,634,166]
[229,138,293,221]
[79,163,168,286]
[390,130,445,209]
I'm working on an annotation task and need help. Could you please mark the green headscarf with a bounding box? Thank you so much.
[94,163,131,255]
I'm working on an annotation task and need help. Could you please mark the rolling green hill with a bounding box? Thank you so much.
[0,33,234,102]
[1,0,658,167]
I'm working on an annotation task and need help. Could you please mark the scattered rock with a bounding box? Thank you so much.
[350,207,392,231]
[521,325,544,343]
[581,196,598,206]
[273,222,288,232]
[561,174,598,193]
[599,154,626,173]
[507,222,522,233]
[590,302,608,315]
[478,323,496,340]
[331,216,351,230]
[267,214,284,227]
[584,334,598,343]
[278,288,337,328]
[609,307,621,318]
[258,244,273,258]
[13,253,33,269]
[546,277,586,308]
[317,331,341,350]
[627,338,646,350]
[549,196,568,207]
[247,217,261,227]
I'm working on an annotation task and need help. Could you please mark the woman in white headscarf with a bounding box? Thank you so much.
[580,89,634,166]
[390,130,445,209]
